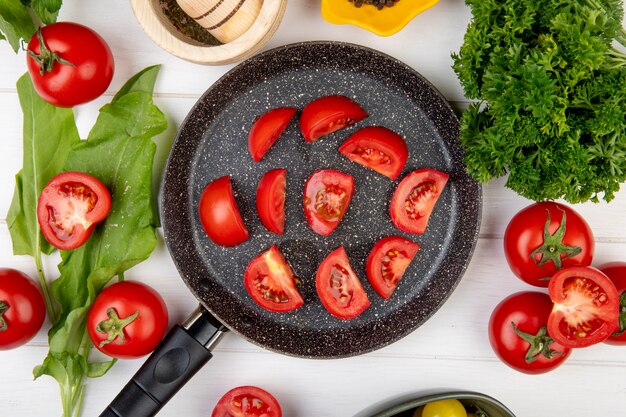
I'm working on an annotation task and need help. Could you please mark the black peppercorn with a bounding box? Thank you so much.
[348,0,400,10]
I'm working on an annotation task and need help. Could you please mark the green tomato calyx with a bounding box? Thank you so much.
[512,322,564,363]
[530,208,581,271]
[96,307,139,348]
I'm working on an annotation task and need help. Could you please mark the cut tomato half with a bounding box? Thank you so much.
[598,262,626,345]
[366,236,420,300]
[303,170,354,236]
[248,107,297,162]
[548,266,619,348]
[256,169,287,235]
[390,168,449,234]
[339,126,409,180]
[212,386,282,417]
[199,176,249,247]
[244,245,304,313]
[37,171,112,250]
[316,247,370,320]
[300,95,368,142]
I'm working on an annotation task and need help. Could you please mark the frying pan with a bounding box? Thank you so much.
[99,41,481,417]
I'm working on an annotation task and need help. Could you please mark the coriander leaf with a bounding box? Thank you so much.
[0,0,36,52]
[31,0,62,24]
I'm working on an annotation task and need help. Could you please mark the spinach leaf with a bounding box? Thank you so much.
[0,0,36,51]
[31,0,62,24]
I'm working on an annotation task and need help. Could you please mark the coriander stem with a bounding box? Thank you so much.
[34,248,57,323]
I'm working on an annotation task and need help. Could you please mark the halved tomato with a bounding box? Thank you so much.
[316,247,370,319]
[300,95,368,142]
[339,126,409,180]
[366,236,420,300]
[212,386,282,417]
[199,176,249,247]
[598,262,626,345]
[244,245,304,313]
[303,170,354,236]
[37,171,112,250]
[390,168,449,234]
[256,169,287,235]
[248,107,297,162]
[548,266,619,348]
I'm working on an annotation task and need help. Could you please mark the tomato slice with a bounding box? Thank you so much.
[248,107,297,162]
[256,169,287,235]
[244,245,304,313]
[37,171,112,250]
[548,266,619,348]
[199,176,249,247]
[338,126,409,180]
[212,386,282,417]
[598,262,626,345]
[316,247,370,320]
[390,168,449,234]
[366,236,420,300]
[303,170,354,236]
[300,95,368,142]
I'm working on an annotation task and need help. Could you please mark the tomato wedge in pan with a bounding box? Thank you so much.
[256,169,287,235]
[244,245,304,313]
[390,168,449,234]
[300,95,368,142]
[339,126,409,180]
[37,171,112,250]
[366,236,420,300]
[316,247,370,320]
[304,169,354,236]
[199,176,249,247]
[248,107,297,162]
[212,386,282,417]
[548,266,619,348]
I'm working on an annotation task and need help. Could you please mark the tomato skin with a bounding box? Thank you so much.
[489,291,571,374]
[212,386,282,417]
[504,202,594,287]
[300,95,368,142]
[390,168,448,234]
[244,245,304,313]
[422,399,467,417]
[256,169,287,235]
[87,281,168,359]
[0,269,46,350]
[548,266,619,348]
[199,176,249,247]
[248,108,297,162]
[366,236,420,300]
[26,22,114,107]
[304,169,354,236]
[599,262,626,345]
[316,247,370,320]
[338,126,409,180]
[37,171,112,250]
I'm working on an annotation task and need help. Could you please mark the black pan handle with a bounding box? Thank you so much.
[99,306,229,417]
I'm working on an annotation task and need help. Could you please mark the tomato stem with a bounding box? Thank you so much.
[96,307,139,347]
[0,301,8,331]
[529,208,582,270]
[27,28,75,76]
[512,322,565,363]
[34,249,58,323]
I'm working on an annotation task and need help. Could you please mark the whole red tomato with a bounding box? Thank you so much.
[489,291,571,374]
[504,202,594,287]
[26,22,114,107]
[599,262,626,345]
[87,281,168,359]
[0,269,46,350]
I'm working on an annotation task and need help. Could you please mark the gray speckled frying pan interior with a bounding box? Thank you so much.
[161,41,482,358]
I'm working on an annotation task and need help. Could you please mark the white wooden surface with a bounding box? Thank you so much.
[1,1,626,416]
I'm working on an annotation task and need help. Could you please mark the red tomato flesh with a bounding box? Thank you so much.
[26,22,114,107]
[0,269,46,350]
[87,281,168,359]
[338,126,409,180]
[248,108,297,162]
[256,169,287,235]
[300,95,368,142]
[37,171,112,250]
[489,291,571,374]
[366,236,420,300]
[548,266,619,348]
[304,170,354,236]
[244,245,304,313]
[316,247,370,320]
[599,262,626,345]
[199,176,249,247]
[212,386,282,417]
[504,202,594,287]
[390,168,448,234]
